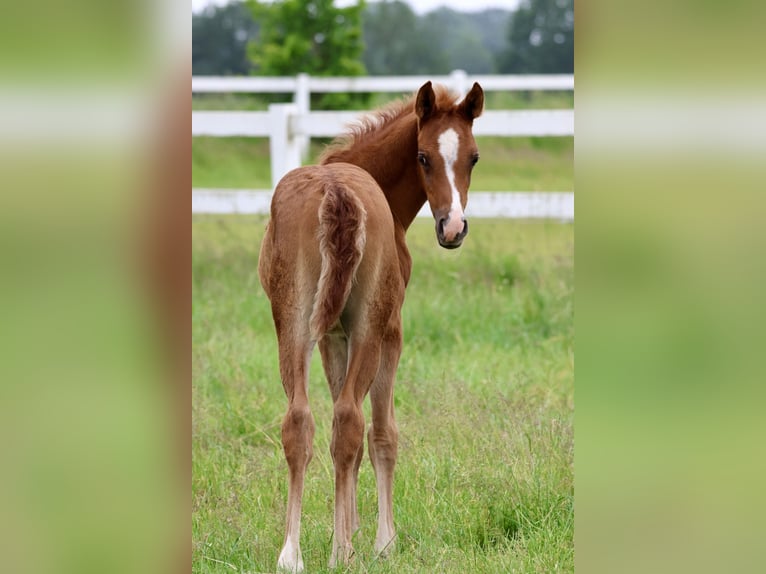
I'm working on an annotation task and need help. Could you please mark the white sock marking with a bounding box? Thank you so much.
[278,537,304,573]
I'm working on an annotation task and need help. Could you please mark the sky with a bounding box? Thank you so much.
[191,0,521,15]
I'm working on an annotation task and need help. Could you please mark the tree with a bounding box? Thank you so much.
[361,3,506,76]
[362,1,448,75]
[501,0,574,73]
[418,8,494,74]
[468,9,513,71]
[192,2,259,76]
[247,0,367,108]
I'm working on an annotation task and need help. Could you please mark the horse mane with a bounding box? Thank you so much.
[320,84,459,164]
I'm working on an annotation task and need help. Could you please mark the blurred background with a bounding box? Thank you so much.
[192,0,572,77]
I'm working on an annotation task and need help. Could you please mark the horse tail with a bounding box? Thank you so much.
[309,179,367,339]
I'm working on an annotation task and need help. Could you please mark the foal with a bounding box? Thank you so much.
[258,81,484,571]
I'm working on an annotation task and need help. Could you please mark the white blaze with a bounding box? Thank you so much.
[437,127,465,240]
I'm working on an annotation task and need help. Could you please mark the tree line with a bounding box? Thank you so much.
[193,0,573,78]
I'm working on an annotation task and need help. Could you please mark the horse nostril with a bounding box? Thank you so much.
[437,217,446,237]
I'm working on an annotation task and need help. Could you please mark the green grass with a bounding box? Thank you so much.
[192,216,574,573]
[192,137,272,189]
[191,136,573,192]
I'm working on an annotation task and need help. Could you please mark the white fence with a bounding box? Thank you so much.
[192,72,574,218]
[192,70,573,98]
[192,189,574,220]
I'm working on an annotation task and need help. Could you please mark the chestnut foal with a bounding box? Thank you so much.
[258,81,483,572]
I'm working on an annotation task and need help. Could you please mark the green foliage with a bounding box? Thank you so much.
[362,1,449,74]
[192,0,574,78]
[193,2,259,76]
[501,0,574,73]
[418,8,495,74]
[246,0,368,109]
[469,9,514,65]
[361,4,510,75]
[192,1,576,77]
[192,216,573,573]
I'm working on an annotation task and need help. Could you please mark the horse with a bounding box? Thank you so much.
[258,81,484,572]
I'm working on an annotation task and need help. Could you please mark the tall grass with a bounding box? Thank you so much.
[192,216,573,573]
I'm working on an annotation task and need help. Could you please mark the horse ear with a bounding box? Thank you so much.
[459,82,484,122]
[415,81,436,124]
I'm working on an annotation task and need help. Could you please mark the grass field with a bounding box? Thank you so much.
[192,216,574,573]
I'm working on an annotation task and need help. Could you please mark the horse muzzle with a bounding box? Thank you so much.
[436,215,468,249]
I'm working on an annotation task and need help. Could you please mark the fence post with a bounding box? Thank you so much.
[450,69,468,95]
[268,103,300,190]
[294,73,310,161]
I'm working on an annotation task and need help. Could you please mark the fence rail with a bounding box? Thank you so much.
[192,72,574,216]
[191,109,575,137]
[192,71,574,96]
[192,190,574,220]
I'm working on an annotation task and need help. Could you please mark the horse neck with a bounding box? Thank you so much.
[332,114,426,231]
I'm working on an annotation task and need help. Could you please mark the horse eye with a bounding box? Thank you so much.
[471,154,480,166]
[417,152,429,168]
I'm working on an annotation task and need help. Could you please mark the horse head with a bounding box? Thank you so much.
[415,81,484,249]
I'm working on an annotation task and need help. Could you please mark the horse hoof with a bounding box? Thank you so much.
[277,542,304,573]
[328,545,355,569]
[375,535,396,558]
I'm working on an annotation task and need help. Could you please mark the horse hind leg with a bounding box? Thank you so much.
[368,321,401,557]
[276,332,315,573]
[328,334,383,568]
[319,332,363,534]
[318,330,347,403]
